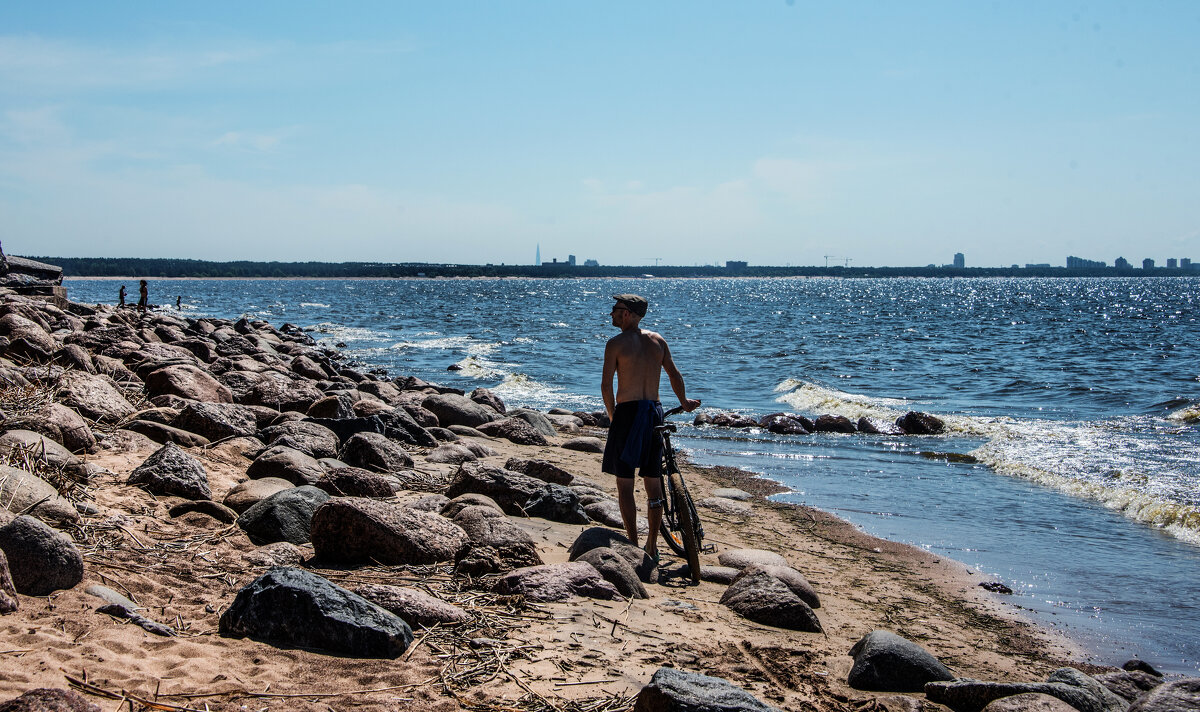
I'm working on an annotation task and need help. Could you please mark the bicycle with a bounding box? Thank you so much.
[655,406,705,584]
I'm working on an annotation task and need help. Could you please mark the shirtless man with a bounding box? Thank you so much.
[601,293,700,559]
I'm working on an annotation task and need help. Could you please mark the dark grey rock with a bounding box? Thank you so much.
[0,688,102,712]
[567,527,659,584]
[0,514,85,596]
[847,630,954,692]
[1094,671,1163,702]
[173,402,260,440]
[719,570,822,633]
[219,566,412,658]
[896,411,946,435]
[223,477,294,514]
[731,564,820,609]
[926,668,1128,712]
[422,393,499,429]
[124,419,211,448]
[127,442,211,500]
[236,485,330,545]
[247,445,326,486]
[339,432,413,472]
[576,547,648,599]
[445,463,586,523]
[634,666,782,712]
[477,417,549,446]
[377,407,438,447]
[315,467,395,498]
[310,497,468,565]
[813,414,857,433]
[504,457,574,485]
[440,494,505,518]
[302,415,385,443]
[561,437,604,453]
[353,583,470,629]
[259,420,341,459]
[1127,678,1200,712]
[451,505,543,576]
[469,387,506,414]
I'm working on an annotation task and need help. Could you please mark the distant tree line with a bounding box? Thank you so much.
[26,256,1199,280]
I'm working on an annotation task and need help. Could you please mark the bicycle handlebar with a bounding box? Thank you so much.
[663,405,695,418]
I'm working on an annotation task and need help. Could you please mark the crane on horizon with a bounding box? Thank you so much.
[824,255,853,267]
[643,257,662,267]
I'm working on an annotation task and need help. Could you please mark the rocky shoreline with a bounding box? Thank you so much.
[0,292,1195,712]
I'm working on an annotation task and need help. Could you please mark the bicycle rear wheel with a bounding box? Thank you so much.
[668,471,702,584]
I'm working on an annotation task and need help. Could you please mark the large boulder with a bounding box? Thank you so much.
[54,371,136,423]
[173,402,259,440]
[719,569,822,633]
[451,505,543,576]
[760,413,813,435]
[376,408,438,447]
[477,417,550,446]
[0,430,87,477]
[813,414,857,433]
[339,432,413,472]
[259,420,341,459]
[18,403,96,452]
[353,584,471,629]
[980,694,1083,712]
[576,547,648,599]
[494,562,622,603]
[847,630,954,692]
[926,668,1129,712]
[634,666,782,712]
[0,514,85,596]
[0,313,57,361]
[0,549,17,614]
[896,411,946,435]
[144,364,233,403]
[219,567,412,658]
[504,409,558,438]
[220,369,324,411]
[236,486,330,545]
[427,444,478,465]
[302,416,386,444]
[445,464,587,523]
[567,527,658,584]
[0,465,79,525]
[1127,678,1200,712]
[422,393,499,429]
[469,388,506,414]
[223,477,294,514]
[127,442,211,500]
[246,445,326,486]
[1094,671,1163,702]
[504,457,574,485]
[124,420,211,448]
[310,497,468,565]
[315,467,395,498]
[718,548,790,570]
[730,564,820,609]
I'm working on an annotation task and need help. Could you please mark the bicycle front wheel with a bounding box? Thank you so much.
[668,471,702,584]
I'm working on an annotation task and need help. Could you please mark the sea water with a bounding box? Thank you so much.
[66,276,1200,673]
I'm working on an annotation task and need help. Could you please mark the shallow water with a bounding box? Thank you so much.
[67,276,1200,673]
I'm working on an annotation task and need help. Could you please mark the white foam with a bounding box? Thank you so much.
[390,336,499,356]
[298,302,331,308]
[305,322,389,340]
[1168,405,1200,424]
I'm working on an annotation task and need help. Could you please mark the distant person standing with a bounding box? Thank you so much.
[601,293,701,560]
[137,280,148,315]
[176,296,181,309]
[118,284,126,307]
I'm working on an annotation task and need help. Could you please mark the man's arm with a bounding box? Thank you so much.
[601,339,618,420]
[661,340,700,412]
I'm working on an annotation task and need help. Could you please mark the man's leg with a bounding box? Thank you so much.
[643,476,664,557]
[616,476,638,547]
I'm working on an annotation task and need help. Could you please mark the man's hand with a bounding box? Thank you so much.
[681,398,701,412]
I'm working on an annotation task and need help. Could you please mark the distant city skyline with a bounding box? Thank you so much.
[2,3,1197,266]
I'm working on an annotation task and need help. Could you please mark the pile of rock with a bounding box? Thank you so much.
[696,410,947,435]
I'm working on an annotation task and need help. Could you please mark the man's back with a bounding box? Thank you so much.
[609,328,667,404]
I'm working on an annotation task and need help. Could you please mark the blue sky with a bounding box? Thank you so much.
[1,2,1197,267]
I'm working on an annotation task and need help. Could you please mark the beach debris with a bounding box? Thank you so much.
[0,687,101,712]
[477,416,551,446]
[127,442,212,500]
[259,419,341,459]
[338,431,415,471]
[926,667,1128,712]
[0,514,84,596]
[314,465,395,497]
[847,630,954,692]
[219,566,413,658]
[1125,678,1200,712]
[0,430,88,478]
[353,583,470,629]
[568,526,659,584]
[423,393,500,429]
[310,496,468,565]
[717,548,790,570]
[222,476,293,514]
[469,387,507,414]
[246,444,325,485]
[0,549,17,613]
[634,666,782,712]
[1094,670,1164,702]
[719,569,822,633]
[236,485,330,545]
[5,401,96,453]
[979,581,1014,594]
[95,602,175,636]
[731,563,820,609]
[575,546,648,599]
[494,561,622,602]
[561,436,604,453]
